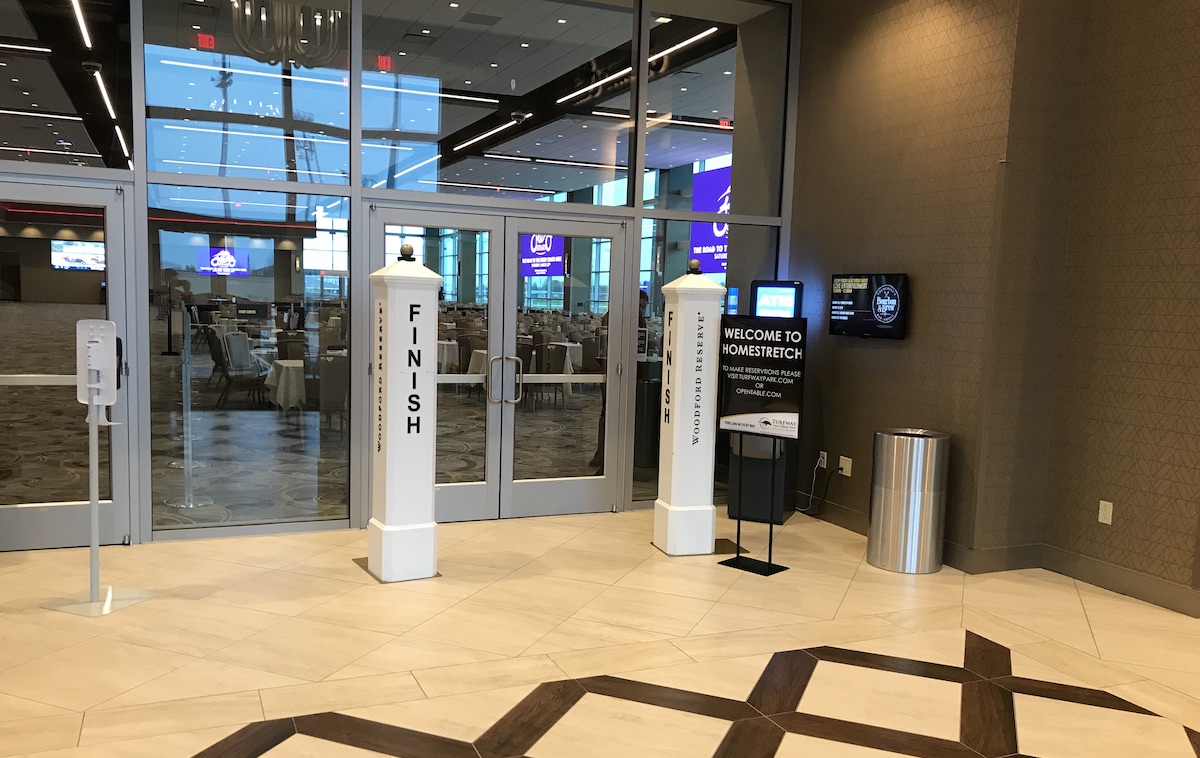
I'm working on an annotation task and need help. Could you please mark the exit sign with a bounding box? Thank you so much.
[196,33,216,50]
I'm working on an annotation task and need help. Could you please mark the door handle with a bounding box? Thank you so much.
[486,355,503,404]
[504,355,523,405]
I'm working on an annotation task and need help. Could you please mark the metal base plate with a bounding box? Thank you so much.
[44,586,155,617]
[718,555,789,576]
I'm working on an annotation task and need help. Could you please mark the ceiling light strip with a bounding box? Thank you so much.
[163,124,354,147]
[161,158,346,178]
[0,108,83,122]
[647,26,719,63]
[482,153,532,162]
[453,120,518,151]
[161,60,345,87]
[167,197,311,210]
[0,145,100,157]
[590,110,628,119]
[70,0,94,49]
[114,125,130,159]
[648,115,732,131]
[535,157,626,170]
[0,42,52,54]
[556,66,632,105]
[392,153,441,179]
[93,72,116,120]
[361,84,499,105]
[417,179,552,195]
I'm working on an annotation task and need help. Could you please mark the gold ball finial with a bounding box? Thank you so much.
[687,259,701,274]
[399,243,415,262]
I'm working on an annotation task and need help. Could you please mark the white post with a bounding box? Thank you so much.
[654,260,726,555]
[368,244,442,582]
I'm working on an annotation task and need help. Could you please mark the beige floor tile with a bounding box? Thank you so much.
[0,556,162,596]
[548,640,694,678]
[95,659,309,709]
[412,655,567,698]
[115,555,273,600]
[210,617,394,681]
[1091,622,1200,674]
[522,618,672,656]
[377,560,511,601]
[325,637,506,680]
[1076,583,1200,637]
[688,602,823,636]
[78,692,262,746]
[0,637,196,711]
[527,692,729,758]
[1122,663,1200,700]
[279,529,367,547]
[0,692,71,722]
[839,628,966,667]
[0,549,55,576]
[438,535,556,572]
[1106,680,1200,732]
[847,562,964,600]
[884,605,962,633]
[278,548,375,586]
[557,528,659,560]
[834,587,961,619]
[0,619,93,672]
[1009,652,1090,687]
[960,605,1047,647]
[205,570,363,616]
[717,574,848,618]
[779,615,909,647]
[260,672,425,719]
[481,520,591,548]
[964,570,1097,655]
[776,732,908,757]
[0,581,59,617]
[1012,640,1142,688]
[167,535,335,570]
[513,546,644,585]
[101,600,289,657]
[468,574,610,617]
[590,509,655,535]
[573,586,714,636]
[5,597,180,637]
[343,684,536,742]
[614,558,741,602]
[0,713,83,757]
[1014,692,1196,758]
[15,725,241,758]
[620,653,772,702]
[670,628,803,662]
[259,734,388,757]
[799,662,961,741]
[405,600,566,656]
[300,584,459,636]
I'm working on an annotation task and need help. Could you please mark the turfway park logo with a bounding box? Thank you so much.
[529,235,554,255]
[759,416,798,431]
[872,284,900,324]
[209,249,239,276]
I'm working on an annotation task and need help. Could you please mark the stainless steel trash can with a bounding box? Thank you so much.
[867,429,950,573]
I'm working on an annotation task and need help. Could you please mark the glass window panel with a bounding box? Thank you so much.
[362,0,633,205]
[642,2,789,216]
[148,184,350,529]
[0,2,133,170]
[144,3,350,184]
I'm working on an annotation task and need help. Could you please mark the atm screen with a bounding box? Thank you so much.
[750,280,804,319]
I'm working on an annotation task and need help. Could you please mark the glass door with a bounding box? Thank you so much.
[0,183,132,550]
[369,208,627,521]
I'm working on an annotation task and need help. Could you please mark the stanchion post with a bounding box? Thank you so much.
[368,244,441,582]
[653,260,726,556]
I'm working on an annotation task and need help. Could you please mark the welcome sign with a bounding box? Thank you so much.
[689,165,731,274]
[518,233,565,277]
[718,315,806,439]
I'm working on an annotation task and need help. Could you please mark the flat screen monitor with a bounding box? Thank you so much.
[829,273,909,339]
[199,247,250,277]
[751,280,804,319]
[50,240,106,271]
[518,233,564,277]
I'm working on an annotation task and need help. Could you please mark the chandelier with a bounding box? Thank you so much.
[229,0,344,69]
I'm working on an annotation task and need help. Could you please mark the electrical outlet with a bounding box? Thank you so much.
[839,456,852,477]
[818,451,828,469]
[1098,500,1113,525]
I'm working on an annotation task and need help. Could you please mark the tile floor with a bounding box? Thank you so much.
[0,509,1198,757]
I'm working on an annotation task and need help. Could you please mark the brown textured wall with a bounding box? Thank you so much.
[1045,0,1200,587]
[790,0,1020,548]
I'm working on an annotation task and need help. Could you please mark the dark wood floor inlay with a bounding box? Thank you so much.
[963,631,1012,679]
[806,646,980,683]
[711,716,786,758]
[771,712,980,758]
[1186,726,1200,757]
[960,680,1018,757]
[475,679,586,758]
[995,676,1156,715]
[192,718,295,758]
[577,675,759,721]
[294,712,479,758]
[747,649,819,716]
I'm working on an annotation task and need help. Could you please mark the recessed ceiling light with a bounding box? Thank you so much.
[422,29,431,34]
[10,78,16,82]
[712,109,718,113]
[192,25,200,30]
[520,42,529,48]
[557,18,566,23]
[464,80,471,84]
[723,70,732,75]
[22,91,28,95]
[300,38,308,43]
[398,51,406,55]
[490,62,497,67]
[450,2,458,5]
[680,87,687,92]
[30,103,36,107]
[655,16,672,23]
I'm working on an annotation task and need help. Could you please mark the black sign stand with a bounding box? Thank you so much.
[719,433,788,576]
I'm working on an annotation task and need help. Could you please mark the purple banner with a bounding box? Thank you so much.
[689,165,731,274]
[518,233,565,277]
[199,247,250,277]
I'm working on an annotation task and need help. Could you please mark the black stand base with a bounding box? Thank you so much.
[718,555,789,576]
[161,351,181,356]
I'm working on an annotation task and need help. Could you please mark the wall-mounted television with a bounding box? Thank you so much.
[518,233,564,277]
[199,247,250,277]
[829,273,909,339]
[751,280,804,319]
[50,240,106,271]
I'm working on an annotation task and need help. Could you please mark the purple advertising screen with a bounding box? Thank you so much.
[689,165,731,274]
[518,233,565,277]
[199,247,250,277]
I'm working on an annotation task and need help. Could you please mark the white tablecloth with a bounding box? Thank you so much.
[265,359,305,410]
[549,342,583,370]
[467,348,489,375]
[437,340,459,373]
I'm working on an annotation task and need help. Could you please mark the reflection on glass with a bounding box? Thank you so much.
[144,1,350,183]
[0,202,111,503]
[513,235,609,481]
[642,3,789,217]
[148,185,350,529]
[386,225,491,484]
[362,0,632,204]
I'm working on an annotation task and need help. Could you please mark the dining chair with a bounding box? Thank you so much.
[318,354,350,437]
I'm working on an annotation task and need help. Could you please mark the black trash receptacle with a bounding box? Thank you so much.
[633,378,661,468]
